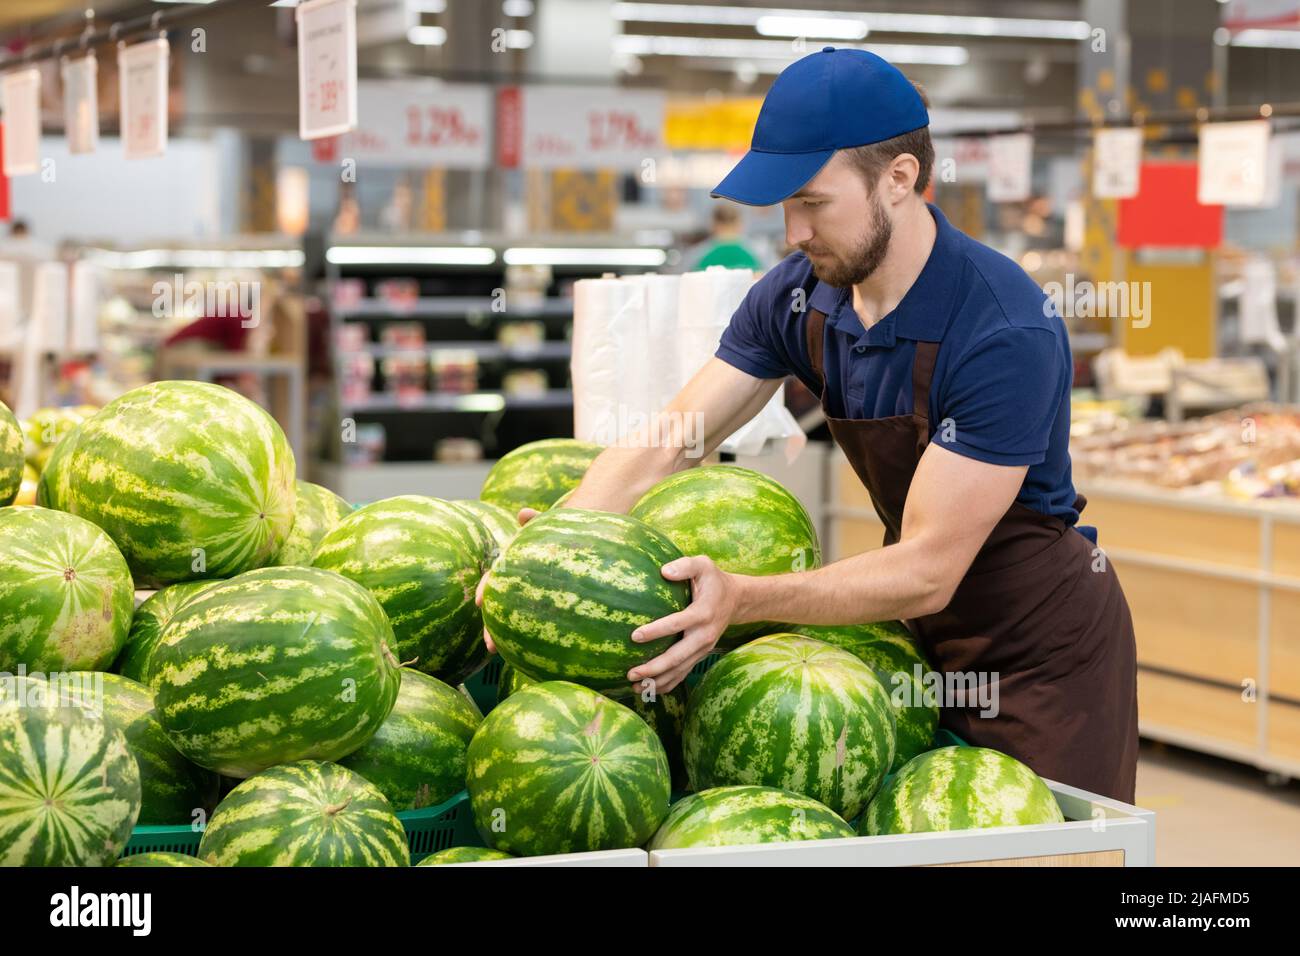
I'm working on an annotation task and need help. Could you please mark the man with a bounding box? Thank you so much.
[686,204,766,272]
[490,48,1140,802]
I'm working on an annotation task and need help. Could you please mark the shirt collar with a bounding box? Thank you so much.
[821,203,965,348]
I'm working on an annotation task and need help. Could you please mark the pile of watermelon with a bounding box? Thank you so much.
[0,390,1067,867]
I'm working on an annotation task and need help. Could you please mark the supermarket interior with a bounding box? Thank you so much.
[0,0,1299,873]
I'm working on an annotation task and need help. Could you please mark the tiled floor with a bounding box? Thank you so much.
[1135,740,1300,866]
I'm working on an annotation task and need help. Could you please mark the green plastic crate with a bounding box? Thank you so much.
[463,657,503,714]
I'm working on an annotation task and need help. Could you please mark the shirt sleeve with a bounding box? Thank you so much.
[715,272,796,381]
[934,327,1069,466]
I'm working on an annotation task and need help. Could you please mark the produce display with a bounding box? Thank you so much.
[478,438,601,512]
[0,401,23,507]
[64,381,296,585]
[683,634,895,820]
[0,507,135,672]
[0,390,1077,866]
[482,508,689,694]
[631,464,821,645]
[312,495,492,684]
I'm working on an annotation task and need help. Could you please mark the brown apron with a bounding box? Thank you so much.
[804,299,1140,803]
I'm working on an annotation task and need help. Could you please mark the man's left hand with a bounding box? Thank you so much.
[628,555,741,693]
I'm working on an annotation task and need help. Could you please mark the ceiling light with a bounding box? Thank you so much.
[503,248,668,267]
[1230,28,1300,48]
[755,15,867,40]
[326,246,497,266]
[408,25,448,45]
[614,35,968,66]
[502,0,534,16]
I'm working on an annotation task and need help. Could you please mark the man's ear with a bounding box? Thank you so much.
[886,153,920,203]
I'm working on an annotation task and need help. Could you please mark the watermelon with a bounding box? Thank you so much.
[197,760,410,866]
[631,465,820,647]
[683,633,895,820]
[862,746,1066,836]
[22,406,88,473]
[35,422,81,511]
[64,381,296,586]
[12,465,38,506]
[466,680,671,856]
[416,846,513,866]
[452,499,520,552]
[649,785,855,850]
[151,566,401,778]
[312,495,491,685]
[339,668,483,810]
[0,507,135,672]
[118,852,212,867]
[790,621,938,771]
[0,400,22,506]
[482,509,688,694]
[273,480,351,566]
[479,438,601,512]
[115,581,215,684]
[0,691,141,866]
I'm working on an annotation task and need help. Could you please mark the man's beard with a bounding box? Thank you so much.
[802,194,892,288]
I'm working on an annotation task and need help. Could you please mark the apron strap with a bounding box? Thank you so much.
[912,341,939,434]
[805,306,828,386]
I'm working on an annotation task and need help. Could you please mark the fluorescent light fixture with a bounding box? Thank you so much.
[409,0,447,12]
[612,4,1088,41]
[503,247,668,267]
[504,29,534,49]
[84,249,306,269]
[408,25,448,45]
[613,35,968,66]
[502,0,534,16]
[1231,28,1300,48]
[756,15,867,40]
[326,246,497,266]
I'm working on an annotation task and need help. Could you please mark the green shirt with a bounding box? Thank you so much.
[696,240,763,272]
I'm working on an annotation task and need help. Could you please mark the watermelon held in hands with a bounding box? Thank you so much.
[64,381,297,587]
[197,760,410,867]
[0,690,142,866]
[790,621,939,772]
[273,481,351,567]
[482,509,689,694]
[151,566,402,778]
[311,495,492,685]
[114,580,216,685]
[339,668,483,811]
[630,465,820,647]
[862,746,1065,836]
[648,786,855,850]
[683,633,896,821]
[479,438,601,513]
[451,499,520,552]
[0,400,23,507]
[466,680,671,856]
[417,846,513,866]
[0,506,135,672]
[118,852,212,867]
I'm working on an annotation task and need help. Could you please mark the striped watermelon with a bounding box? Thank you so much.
[115,581,215,684]
[479,438,601,512]
[466,680,671,856]
[452,499,520,552]
[151,566,401,778]
[0,691,142,866]
[648,786,855,850]
[630,465,820,646]
[482,509,688,694]
[417,846,513,866]
[339,668,483,810]
[11,465,38,506]
[273,481,351,566]
[0,507,135,672]
[862,746,1066,835]
[197,760,410,866]
[64,381,296,587]
[683,633,895,820]
[118,852,212,867]
[22,406,88,473]
[35,422,81,511]
[312,496,491,685]
[0,400,22,506]
[791,621,938,771]
[56,672,219,826]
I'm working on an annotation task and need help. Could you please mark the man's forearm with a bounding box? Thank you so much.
[732,537,954,626]
[563,442,686,514]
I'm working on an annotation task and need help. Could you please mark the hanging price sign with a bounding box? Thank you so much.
[1,68,41,176]
[118,39,169,159]
[62,53,99,156]
[297,0,358,140]
[1092,127,1143,199]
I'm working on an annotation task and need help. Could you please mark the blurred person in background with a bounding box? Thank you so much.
[683,203,766,272]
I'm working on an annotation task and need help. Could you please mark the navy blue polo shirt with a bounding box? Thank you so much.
[716,203,1087,535]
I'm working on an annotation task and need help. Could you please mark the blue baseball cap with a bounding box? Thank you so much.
[711,47,929,206]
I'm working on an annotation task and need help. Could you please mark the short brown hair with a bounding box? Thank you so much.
[841,81,934,195]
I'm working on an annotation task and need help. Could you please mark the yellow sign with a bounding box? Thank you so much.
[664,98,763,151]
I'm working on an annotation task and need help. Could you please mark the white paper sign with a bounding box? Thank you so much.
[62,54,99,155]
[1092,127,1143,198]
[1199,120,1271,206]
[297,0,359,140]
[32,261,69,353]
[518,86,664,171]
[986,133,1034,202]
[1,68,42,176]
[343,80,491,169]
[118,39,170,159]
[0,262,19,349]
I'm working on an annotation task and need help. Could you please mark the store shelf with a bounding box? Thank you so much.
[356,342,571,361]
[337,297,573,319]
[342,389,573,413]
[311,460,494,502]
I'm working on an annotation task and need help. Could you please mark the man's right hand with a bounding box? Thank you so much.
[476,507,540,653]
